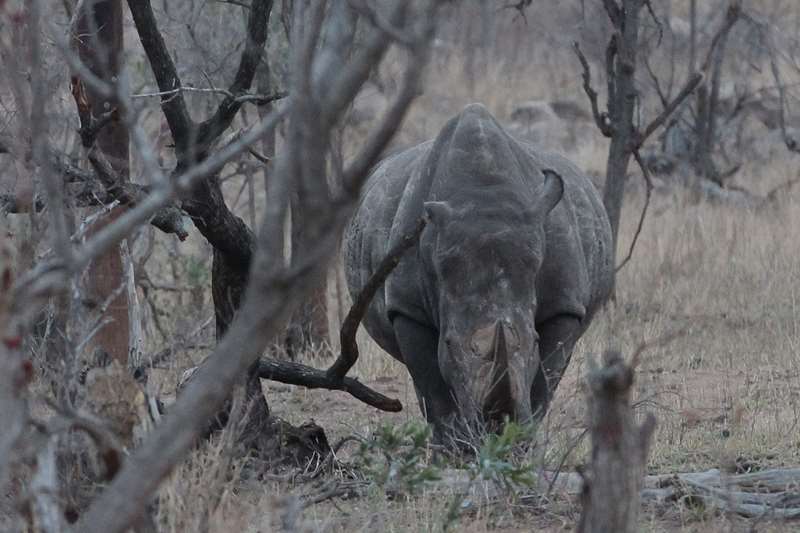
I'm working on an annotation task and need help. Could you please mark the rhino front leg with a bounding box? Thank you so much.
[393,315,458,436]
[530,315,582,420]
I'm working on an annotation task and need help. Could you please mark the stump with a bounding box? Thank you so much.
[577,351,656,533]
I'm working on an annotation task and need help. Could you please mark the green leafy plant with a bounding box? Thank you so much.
[443,420,537,531]
[471,420,537,490]
[356,420,441,498]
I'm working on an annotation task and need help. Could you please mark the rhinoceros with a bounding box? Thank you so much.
[344,103,613,436]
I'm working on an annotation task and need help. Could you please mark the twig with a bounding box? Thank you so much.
[634,72,703,149]
[131,85,287,106]
[615,150,652,273]
[573,41,613,137]
[699,2,742,74]
[644,0,662,46]
[769,40,800,154]
[11,105,288,303]
[628,326,690,369]
[327,217,427,381]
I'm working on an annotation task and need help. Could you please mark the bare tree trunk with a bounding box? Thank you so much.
[76,0,130,366]
[577,352,655,533]
[693,10,737,183]
[283,208,330,358]
[74,0,142,447]
[576,0,702,291]
[600,0,645,294]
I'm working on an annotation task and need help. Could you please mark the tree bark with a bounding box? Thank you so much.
[601,1,643,280]
[577,352,655,533]
[75,0,130,367]
[283,206,330,358]
[127,0,276,444]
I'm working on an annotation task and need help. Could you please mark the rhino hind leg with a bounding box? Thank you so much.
[392,315,458,436]
[530,315,583,420]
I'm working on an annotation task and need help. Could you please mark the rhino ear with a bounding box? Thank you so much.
[424,201,455,226]
[538,169,564,214]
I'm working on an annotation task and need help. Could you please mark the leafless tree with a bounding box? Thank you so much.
[574,0,703,292]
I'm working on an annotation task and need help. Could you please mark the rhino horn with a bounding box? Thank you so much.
[483,321,513,418]
[492,321,509,374]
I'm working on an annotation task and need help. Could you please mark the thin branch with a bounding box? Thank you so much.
[342,5,436,191]
[699,2,742,74]
[258,358,401,412]
[126,0,193,152]
[12,105,288,304]
[643,53,669,109]
[573,41,613,137]
[1,169,187,240]
[131,85,287,105]
[634,72,703,149]
[605,34,618,120]
[643,0,662,46]
[320,2,409,128]
[769,41,800,153]
[327,217,427,380]
[615,150,652,273]
[195,0,273,151]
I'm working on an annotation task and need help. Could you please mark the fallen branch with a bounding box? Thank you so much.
[258,358,402,412]
[541,467,800,519]
[327,217,427,381]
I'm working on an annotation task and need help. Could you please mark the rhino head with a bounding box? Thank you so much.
[420,104,564,429]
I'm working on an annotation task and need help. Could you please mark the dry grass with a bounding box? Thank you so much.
[121,4,800,531]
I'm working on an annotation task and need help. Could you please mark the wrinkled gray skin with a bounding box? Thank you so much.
[345,104,613,437]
